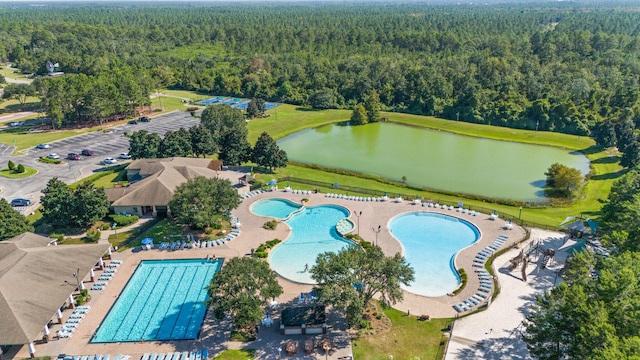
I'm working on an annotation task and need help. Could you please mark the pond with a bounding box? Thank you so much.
[277,122,590,201]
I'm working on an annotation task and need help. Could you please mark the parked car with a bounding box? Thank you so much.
[67,153,81,160]
[128,120,138,125]
[81,149,95,156]
[119,152,132,159]
[36,143,50,149]
[103,157,117,164]
[139,116,150,122]
[9,121,25,127]
[10,198,31,207]
[47,153,60,159]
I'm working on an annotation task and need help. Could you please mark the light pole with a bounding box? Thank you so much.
[72,268,80,292]
[371,225,382,246]
[519,206,523,220]
[354,210,363,237]
[112,222,118,240]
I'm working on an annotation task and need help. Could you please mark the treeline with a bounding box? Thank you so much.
[523,169,640,358]
[1,2,640,135]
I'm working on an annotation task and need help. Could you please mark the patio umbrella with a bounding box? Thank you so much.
[268,179,278,185]
[141,237,154,245]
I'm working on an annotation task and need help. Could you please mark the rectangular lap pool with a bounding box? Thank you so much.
[92,259,222,343]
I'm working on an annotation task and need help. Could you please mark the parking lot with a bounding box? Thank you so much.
[0,110,200,208]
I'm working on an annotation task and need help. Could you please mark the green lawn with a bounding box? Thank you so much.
[353,305,451,360]
[0,98,41,115]
[0,65,32,81]
[162,89,212,102]
[248,104,351,144]
[150,94,196,113]
[213,350,255,360]
[0,165,37,178]
[108,218,183,250]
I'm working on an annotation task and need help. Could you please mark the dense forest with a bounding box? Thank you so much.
[1,2,640,136]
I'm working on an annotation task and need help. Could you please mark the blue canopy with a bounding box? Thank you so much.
[268,179,278,185]
[141,237,154,245]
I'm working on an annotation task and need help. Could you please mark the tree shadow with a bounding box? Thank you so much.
[295,107,322,112]
[590,155,620,164]
[451,335,531,360]
[590,169,627,181]
[576,145,605,156]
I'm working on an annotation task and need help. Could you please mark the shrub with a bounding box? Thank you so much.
[359,320,372,329]
[86,228,101,241]
[39,157,62,164]
[265,238,281,248]
[7,160,15,170]
[205,228,214,235]
[16,164,25,173]
[99,223,111,231]
[230,330,256,342]
[186,106,199,112]
[254,250,268,258]
[263,220,278,230]
[50,233,64,242]
[109,214,139,227]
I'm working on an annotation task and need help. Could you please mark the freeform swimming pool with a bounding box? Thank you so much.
[250,198,303,220]
[254,199,353,284]
[389,212,480,297]
[92,259,221,343]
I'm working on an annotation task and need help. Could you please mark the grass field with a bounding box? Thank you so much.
[108,218,183,250]
[352,305,451,360]
[0,65,32,81]
[248,104,351,144]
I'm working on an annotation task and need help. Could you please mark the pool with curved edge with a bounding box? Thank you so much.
[253,199,353,284]
[389,212,480,297]
[250,198,303,219]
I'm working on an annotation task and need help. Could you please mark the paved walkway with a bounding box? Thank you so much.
[445,228,571,360]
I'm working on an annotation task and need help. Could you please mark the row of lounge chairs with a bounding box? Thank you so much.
[63,355,130,360]
[58,306,91,338]
[325,193,386,201]
[453,235,509,313]
[98,266,117,282]
[197,231,241,248]
[141,349,208,360]
[240,189,265,199]
[91,281,109,291]
[421,202,481,216]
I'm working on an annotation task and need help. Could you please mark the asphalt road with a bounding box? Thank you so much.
[0,110,200,210]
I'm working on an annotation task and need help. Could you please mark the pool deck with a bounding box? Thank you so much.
[236,190,526,319]
[14,189,530,360]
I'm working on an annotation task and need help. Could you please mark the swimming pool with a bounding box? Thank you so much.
[251,198,303,220]
[255,199,353,283]
[389,212,479,297]
[92,259,221,343]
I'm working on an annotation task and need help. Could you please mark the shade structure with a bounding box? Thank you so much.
[141,237,154,245]
[268,179,278,185]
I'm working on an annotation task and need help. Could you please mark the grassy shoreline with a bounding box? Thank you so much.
[249,104,619,227]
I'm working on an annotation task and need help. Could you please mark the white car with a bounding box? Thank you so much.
[47,153,60,159]
[119,153,132,159]
[103,157,118,164]
[36,143,50,149]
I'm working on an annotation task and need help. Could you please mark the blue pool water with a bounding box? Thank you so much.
[92,259,221,343]
[258,200,353,283]
[251,198,303,220]
[389,212,479,297]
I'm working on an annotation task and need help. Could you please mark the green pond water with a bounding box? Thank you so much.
[277,122,590,201]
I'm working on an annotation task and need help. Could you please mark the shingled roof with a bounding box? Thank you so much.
[0,233,110,345]
[106,158,225,207]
